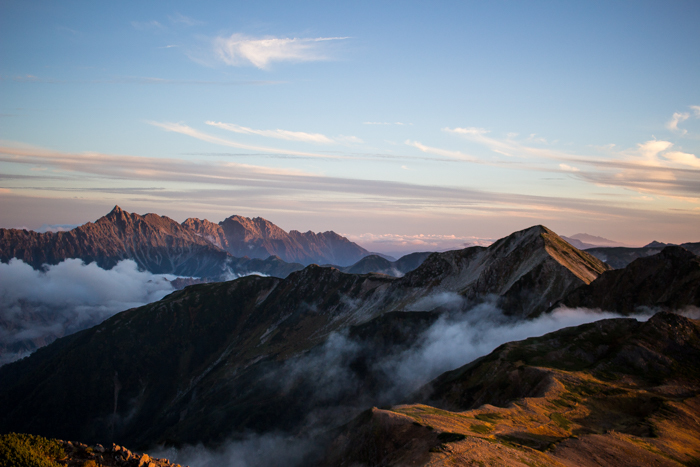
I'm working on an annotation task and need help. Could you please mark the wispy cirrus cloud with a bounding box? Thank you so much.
[443,126,700,199]
[168,13,204,27]
[149,122,350,159]
[206,121,362,145]
[212,34,348,69]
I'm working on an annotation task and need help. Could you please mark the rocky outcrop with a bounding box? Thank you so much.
[61,440,178,467]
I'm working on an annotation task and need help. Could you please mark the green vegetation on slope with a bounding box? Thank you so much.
[0,433,64,467]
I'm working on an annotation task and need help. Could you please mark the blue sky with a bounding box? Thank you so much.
[1,0,699,252]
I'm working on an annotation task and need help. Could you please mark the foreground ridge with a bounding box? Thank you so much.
[324,312,700,466]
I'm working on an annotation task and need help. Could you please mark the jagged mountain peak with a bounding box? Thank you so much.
[109,204,124,214]
[466,224,607,284]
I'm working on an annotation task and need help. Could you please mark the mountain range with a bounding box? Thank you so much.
[0,206,377,280]
[1,222,699,466]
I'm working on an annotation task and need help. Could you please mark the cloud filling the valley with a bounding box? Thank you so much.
[0,258,174,365]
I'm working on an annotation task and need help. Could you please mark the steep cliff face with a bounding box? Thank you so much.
[0,206,231,277]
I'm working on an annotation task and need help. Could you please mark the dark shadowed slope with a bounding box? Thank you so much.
[338,251,432,276]
[0,268,399,447]
[586,242,700,269]
[556,245,700,314]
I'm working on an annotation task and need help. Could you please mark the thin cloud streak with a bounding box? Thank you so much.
[207,121,335,144]
[406,140,480,162]
[168,13,204,26]
[213,34,348,69]
[149,122,351,159]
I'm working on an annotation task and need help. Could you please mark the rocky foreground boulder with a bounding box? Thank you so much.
[0,433,181,467]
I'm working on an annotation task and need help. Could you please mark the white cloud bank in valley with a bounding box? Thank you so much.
[0,259,174,365]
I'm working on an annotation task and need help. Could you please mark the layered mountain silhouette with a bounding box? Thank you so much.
[585,241,700,269]
[337,252,432,276]
[561,233,627,250]
[556,245,700,314]
[0,206,306,278]
[0,206,230,277]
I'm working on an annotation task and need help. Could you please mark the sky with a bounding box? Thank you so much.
[1,0,699,252]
